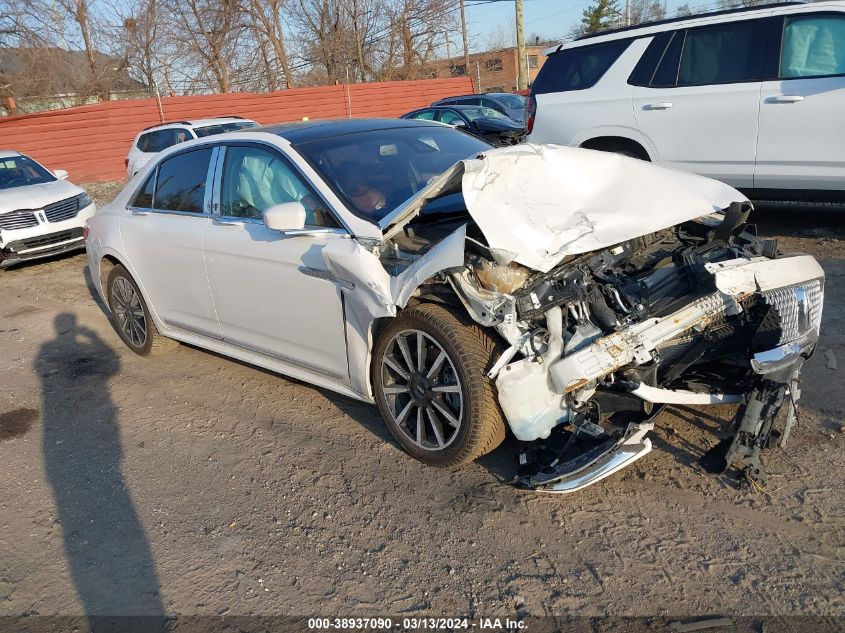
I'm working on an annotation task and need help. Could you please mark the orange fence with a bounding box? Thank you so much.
[0,77,474,183]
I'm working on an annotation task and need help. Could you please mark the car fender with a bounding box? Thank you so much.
[390,225,467,308]
[322,226,468,400]
[94,243,170,336]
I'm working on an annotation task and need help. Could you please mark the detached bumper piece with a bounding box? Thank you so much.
[0,227,85,267]
[701,338,813,485]
[514,422,653,493]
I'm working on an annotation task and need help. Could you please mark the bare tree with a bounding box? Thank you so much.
[164,0,247,93]
[629,0,666,25]
[378,0,456,80]
[293,0,356,84]
[3,0,467,107]
[247,0,296,89]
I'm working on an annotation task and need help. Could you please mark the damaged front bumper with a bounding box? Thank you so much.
[504,255,824,493]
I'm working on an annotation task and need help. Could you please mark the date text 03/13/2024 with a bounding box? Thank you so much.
[307,617,527,630]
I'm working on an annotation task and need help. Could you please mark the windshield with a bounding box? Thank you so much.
[193,121,257,137]
[0,155,56,190]
[496,94,526,109]
[294,126,491,222]
[461,107,508,121]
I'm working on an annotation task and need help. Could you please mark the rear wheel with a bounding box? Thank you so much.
[106,264,174,356]
[373,303,506,467]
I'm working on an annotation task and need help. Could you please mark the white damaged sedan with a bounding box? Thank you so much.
[85,119,824,492]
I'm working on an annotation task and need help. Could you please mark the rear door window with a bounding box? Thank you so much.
[651,30,685,87]
[132,171,156,208]
[532,39,632,94]
[780,14,845,78]
[137,128,192,153]
[153,148,213,213]
[677,19,768,85]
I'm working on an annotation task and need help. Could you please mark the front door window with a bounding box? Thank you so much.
[219,145,338,227]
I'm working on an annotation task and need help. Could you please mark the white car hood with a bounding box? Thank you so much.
[0,179,84,213]
[380,143,746,273]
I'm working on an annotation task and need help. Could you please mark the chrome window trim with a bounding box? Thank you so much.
[210,139,351,234]
[203,146,220,214]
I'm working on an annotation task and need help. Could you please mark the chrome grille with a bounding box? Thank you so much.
[0,209,38,230]
[44,195,81,222]
[762,279,823,345]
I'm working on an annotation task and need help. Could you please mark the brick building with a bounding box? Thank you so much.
[431,46,547,93]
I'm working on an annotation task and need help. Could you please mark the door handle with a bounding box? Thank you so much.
[131,209,151,216]
[212,218,244,227]
[644,102,673,110]
[766,95,804,104]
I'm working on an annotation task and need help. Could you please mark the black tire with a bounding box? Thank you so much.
[372,302,507,467]
[106,264,174,356]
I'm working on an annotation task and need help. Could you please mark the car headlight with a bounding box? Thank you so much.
[79,192,94,208]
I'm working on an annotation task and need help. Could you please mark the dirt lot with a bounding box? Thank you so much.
[1,183,843,629]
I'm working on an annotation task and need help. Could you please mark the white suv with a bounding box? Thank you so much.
[126,116,257,178]
[527,1,845,205]
[0,150,96,267]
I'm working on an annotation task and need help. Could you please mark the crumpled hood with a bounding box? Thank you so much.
[380,143,746,273]
[0,179,83,214]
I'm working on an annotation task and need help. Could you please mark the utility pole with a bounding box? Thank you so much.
[515,0,528,91]
[626,0,631,26]
[460,0,470,75]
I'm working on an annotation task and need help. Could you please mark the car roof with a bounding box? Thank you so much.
[0,149,22,159]
[140,117,255,133]
[259,117,448,144]
[436,93,510,101]
[414,105,482,111]
[549,0,843,52]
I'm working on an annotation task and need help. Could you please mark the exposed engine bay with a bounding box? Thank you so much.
[323,145,825,493]
[377,200,823,492]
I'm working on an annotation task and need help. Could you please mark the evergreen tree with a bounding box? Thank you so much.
[580,0,622,35]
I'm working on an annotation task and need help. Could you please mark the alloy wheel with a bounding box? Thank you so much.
[111,277,147,349]
[380,329,463,451]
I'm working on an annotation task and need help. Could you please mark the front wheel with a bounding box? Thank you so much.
[372,303,507,467]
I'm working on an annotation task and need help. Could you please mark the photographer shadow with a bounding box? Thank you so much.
[38,313,165,627]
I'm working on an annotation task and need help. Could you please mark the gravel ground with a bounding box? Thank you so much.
[1,182,843,630]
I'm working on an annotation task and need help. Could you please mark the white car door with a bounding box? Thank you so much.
[120,146,220,336]
[756,11,845,194]
[202,143,350,382]
[632,17,770,188]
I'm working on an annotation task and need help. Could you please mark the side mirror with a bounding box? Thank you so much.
[263,201,306,232]
[54,169,69,180]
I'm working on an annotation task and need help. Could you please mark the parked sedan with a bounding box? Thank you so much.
[86,119,823,492]
[0,150,96,267]
[401,105,525,146]
[433,93,527,123]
